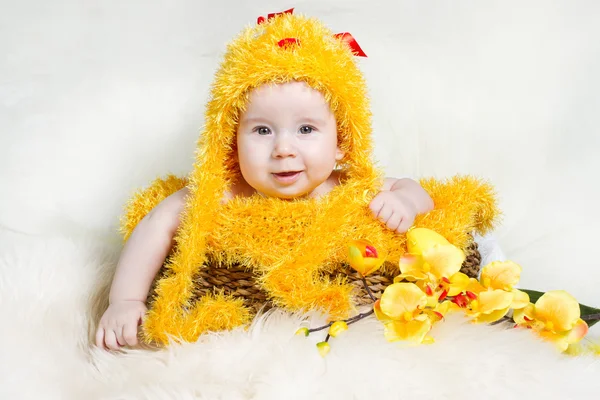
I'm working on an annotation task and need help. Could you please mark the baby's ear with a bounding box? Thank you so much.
[335,147,345,161]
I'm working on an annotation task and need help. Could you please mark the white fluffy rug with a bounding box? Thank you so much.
[1,228,598,399]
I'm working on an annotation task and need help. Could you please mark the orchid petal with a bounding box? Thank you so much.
[347,245,365,274]
[480,261,522,290]
[380,283,427,320]
[566,319,589,344]
[466,278,486,295]
[394,271,429,283]
[421,244,465,279]
[477,289,514,314]
[435,301,451,316]
[539,330,570,352]
[347,240,386,276]
[535,290,581,332]
[399,254,424,275]
[406,228,450,254]
[362,257,386,276]
[513,303,535,325]
[473,307,510,323]
[448,272,470,296]
[373,299,392,323]
[511,289,530,310]
[383,318,432,343]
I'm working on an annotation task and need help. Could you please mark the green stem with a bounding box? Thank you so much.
[582,313,600,321]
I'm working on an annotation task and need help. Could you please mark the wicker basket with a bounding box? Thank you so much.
[148,239,481,313]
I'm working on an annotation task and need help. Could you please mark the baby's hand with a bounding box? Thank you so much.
[95,300,147,350]
[369,190,417,233]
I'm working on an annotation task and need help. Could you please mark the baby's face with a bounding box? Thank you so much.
[236,81,344,199]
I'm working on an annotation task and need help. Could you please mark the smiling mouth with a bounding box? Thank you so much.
[272,171,302,183]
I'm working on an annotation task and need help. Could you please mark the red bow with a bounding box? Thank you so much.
[257,8,367,58]
[257,8,294,24]
[333,32,367,57]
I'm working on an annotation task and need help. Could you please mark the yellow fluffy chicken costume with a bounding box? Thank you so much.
[120,10,499,345]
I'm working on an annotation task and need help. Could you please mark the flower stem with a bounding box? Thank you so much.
[308,309,375,334]
[360,274,377,302]
[308,322,333,333]
[346,309,375,325]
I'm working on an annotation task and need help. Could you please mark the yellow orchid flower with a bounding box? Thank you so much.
[463,288,515,323]
[395,247,468,303]
[394,228,482,313]
[480,261,530,308]
[478,261,530,308]
[450,261,529,323]
[347,239,387,276]
[400,228,465,279]
[379,282,428,319]
[374,283,436,344]
[513,290,589,352]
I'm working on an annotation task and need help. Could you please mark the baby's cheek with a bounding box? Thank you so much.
[239,144,265,170]
[307,161,333,182]
[309,148,337,169]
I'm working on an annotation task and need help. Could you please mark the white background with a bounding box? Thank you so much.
[1,0,599,306]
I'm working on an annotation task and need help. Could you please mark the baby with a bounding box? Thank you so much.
[95,81,433,350]
[95,9,436,349]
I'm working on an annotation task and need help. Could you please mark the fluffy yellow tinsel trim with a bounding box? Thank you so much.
[123,174,499,344]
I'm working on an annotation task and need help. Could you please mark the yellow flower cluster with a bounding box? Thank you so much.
[340,228,593,354]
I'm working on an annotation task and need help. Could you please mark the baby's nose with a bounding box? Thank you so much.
[272,134,297,158]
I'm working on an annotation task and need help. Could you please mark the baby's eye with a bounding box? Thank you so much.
[299,125,314,134]
[256,126,271,135]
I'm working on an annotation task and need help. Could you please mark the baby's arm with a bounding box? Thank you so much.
[369,178,434,233]
[95,187,189,350]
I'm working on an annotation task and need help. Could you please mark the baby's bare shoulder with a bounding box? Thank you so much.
[167,186,190,207]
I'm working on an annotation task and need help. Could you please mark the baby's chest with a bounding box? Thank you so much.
[203,199,400,268]
[209,206,328,250]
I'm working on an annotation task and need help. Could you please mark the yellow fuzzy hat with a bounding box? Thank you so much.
[120,10,500,345]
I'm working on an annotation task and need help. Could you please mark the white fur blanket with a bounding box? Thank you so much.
[1,229,598,399]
